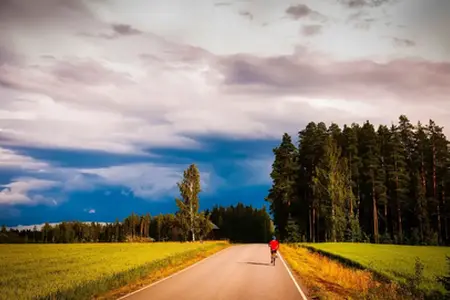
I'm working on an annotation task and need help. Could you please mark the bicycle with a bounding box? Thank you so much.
[271,251,277,266]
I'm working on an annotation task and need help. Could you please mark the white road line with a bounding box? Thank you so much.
[117,246,232,300]
[279,252,308,300]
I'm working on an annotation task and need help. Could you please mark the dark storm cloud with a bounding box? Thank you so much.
[219,53,450,103]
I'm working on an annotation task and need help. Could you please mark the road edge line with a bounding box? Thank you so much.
[117,245,232,300]
[279,252,308,300]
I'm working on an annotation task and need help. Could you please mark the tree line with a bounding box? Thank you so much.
[266,115,450,245]
[206,203,273,243]
[1,164,273,243]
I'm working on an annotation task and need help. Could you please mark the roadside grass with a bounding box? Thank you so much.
[0,241,229,300]
[281,244,404,300]
[304,243,450,297]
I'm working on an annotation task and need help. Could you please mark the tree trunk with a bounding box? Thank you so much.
[372,171,379,243]
[432,142,442,244]
[396,172,403,244]
[309,206,313,242]
[443,185,448,243]
[384,203,388,234]
[420,158,426,242]
[317,207,320,242]
[331,202,336,242]
[312,207,317,243]
[373,187,379,243]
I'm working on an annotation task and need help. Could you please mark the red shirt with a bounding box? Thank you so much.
[269,240,279,251]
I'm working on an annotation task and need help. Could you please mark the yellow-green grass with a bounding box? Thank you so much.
[281,244,403,300]
[0,241,228,300]
[303,243,450,296]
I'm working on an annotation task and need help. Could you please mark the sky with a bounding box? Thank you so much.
[1,0,450,226]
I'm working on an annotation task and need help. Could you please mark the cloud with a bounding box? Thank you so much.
[214,2,232,6]
[0,160,219,207]
[84,208,96,214]
[237,157,272,185]
[1,0,450,160]
[285,4,314,19]
[392,37,416,48]
[78,163,182,198]
[339,0,395,9]
[0,147,219,206]
[219,51,450,105]
[0,178,59,205]
[239,11,253,20]
[301,25,322,36]
[285,4,326,22]
[111,24,142,36]
[346,11,378,30]
[0,147,49,170]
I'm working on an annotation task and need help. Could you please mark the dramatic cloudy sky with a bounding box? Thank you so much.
[1,0,449,226]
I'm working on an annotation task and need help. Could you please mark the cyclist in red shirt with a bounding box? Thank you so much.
[268,236,279,258]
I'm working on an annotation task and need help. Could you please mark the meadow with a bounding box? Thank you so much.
[0,241,228,300]
[302,243,450,297]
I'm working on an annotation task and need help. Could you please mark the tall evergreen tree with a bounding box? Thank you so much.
[266,133,297,241]
[313,136,351,242]
[387,124,410,243]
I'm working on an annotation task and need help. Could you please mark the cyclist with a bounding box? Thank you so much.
[268,235,279,260]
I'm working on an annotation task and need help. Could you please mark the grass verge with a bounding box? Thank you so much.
[281,244,405,300]
[303,243,449,298]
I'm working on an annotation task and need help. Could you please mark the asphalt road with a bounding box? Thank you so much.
[121,244,308,300]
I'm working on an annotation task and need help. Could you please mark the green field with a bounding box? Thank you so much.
[0,242,226,300]
[304,243,450,295]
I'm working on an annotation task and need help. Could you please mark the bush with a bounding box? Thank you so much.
[437,256,450,299]
[380,232,393,244]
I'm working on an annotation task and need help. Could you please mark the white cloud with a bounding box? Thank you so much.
[0,147,219,205]
[0,178,59,205]
[235,157,273,186]
[0,147,49,170]
[79,163,185,199]
[84,208,96,214]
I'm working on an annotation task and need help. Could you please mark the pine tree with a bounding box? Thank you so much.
[387,124,410,244]
[359,121,384,243]
[427,120,449,244]
[266,133,297,241]
[377,125,391,237]
[413,122,430,243]
[313,136,351,242]
[342,124,362,217]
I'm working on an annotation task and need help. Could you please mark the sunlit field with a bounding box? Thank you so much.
[0,242,227,300]
[304,243,450,295]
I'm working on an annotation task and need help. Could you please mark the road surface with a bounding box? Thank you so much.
[121,244,307,300]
